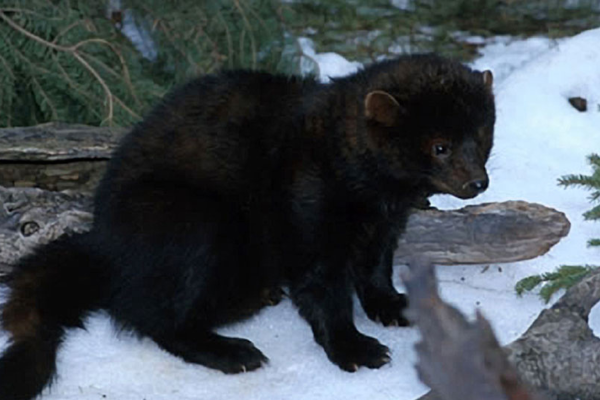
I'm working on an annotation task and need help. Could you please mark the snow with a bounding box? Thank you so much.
[390,0,414,11]
[298,38,363,83]
[2,29,600,399]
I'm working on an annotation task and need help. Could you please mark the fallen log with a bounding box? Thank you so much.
[0,186,570,270]
[0,186,93,272]
[396,201,571,265]
[0,123,571,268]
[403,259,545,400]
[0,122,127,192]
[415,265,600,400]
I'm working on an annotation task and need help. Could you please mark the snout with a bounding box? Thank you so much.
[457,176,489,199]
[464,177,489,194]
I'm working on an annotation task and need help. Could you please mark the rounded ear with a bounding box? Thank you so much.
[482,70,493,90]
[364,90,403,127]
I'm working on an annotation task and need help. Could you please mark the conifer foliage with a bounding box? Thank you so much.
[560,153,600,231]
[0,0,286,127]
[516,154,600,302]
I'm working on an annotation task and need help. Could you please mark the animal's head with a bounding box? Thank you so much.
[362,55,495,199]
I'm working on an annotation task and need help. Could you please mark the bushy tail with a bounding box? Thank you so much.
[0,233,109,400]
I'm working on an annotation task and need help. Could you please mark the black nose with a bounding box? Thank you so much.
[467,178,489,194]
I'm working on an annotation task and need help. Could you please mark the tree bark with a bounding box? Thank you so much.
[0,122,127,192]
[0,186,93,272]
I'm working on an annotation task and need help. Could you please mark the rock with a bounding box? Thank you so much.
[568,97,587,112]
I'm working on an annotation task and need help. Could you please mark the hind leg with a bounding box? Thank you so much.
[103,181,273,373]
[153,329,268,373]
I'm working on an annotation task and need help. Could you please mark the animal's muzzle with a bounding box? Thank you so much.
[462,176,489,197]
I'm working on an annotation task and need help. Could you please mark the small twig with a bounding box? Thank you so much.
[52,53,105,121]
[30,75,58,121]
[5,37,53,76]
[233,0,257,68]
[84,51,142,109]
[217,10,234,68]
[112,94,141,121]
[0,11,68,51]
[71,51,114,124]
[71,37,116,51]
[0,53,15,79]
[157,19,198,70]
[51,20,83,45]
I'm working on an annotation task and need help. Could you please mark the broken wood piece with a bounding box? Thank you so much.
[403,259,545,400]
[0,186,570,269]
[415,266,600,400]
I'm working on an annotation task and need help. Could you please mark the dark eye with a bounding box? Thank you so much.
[432,143,451,158]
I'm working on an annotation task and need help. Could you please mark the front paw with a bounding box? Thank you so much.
[363,293,410,327]
[325,331,390,372]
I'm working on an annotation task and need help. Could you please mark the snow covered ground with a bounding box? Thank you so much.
[2,29,600,400]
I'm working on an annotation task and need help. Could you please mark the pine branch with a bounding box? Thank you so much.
[515,275,543,296]
[30,75,58,121]
[0,9,115,123]
[0,1,293,127]
[234,0,258,68]
[515,265,598,303]
[558,174,600,190]
[583,204,600,221]
[71,51,115,123]
[0,52,14,78]
[559,152,600,223]
[521,152,600,303]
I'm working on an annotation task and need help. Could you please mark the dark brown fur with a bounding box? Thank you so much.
[0,54,495,399]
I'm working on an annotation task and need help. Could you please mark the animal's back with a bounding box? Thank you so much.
[95,70,319,222]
